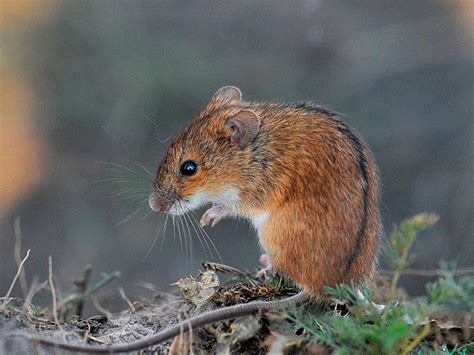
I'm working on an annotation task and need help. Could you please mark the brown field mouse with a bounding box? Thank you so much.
[26,86,381,352]
[149,85,381,295]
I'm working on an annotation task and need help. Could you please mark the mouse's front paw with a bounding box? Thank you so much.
[200,204,228,227]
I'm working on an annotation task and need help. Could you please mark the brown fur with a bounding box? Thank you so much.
[152,88,381,296]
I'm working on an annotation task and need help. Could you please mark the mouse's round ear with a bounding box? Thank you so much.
[224,110,260,149]
[211,86,242,103]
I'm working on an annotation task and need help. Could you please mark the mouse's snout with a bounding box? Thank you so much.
[148,191,169,213]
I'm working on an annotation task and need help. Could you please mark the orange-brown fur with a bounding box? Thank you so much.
[152,88,380,296]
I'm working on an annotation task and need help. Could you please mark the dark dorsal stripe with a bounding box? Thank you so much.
[334,122,369,272]
[288,102,340,118]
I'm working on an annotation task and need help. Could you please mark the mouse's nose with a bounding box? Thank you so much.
[148,192,168,213]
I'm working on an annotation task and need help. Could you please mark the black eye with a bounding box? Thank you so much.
[180,161,198,176]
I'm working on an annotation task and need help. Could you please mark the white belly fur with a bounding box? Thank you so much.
[251,212,269,252]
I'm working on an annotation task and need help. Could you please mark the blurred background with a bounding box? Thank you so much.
[1,0,473,311]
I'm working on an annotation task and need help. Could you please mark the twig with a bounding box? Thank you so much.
[83,321,92,342]
[73,264,92,317]
[48,256,61,328]
[13,217,28,298]
[87,335,111,345]
[118,287,135,311]
[91,296,113,319]
[380,267,474,277]
[2,249,31,309]
[187,315,194,355]
[202,261,248,278]
[402,323,431,354]
[24,278,48,311]
[136,281,160,293]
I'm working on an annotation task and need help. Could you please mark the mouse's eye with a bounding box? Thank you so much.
[180,160,198,176]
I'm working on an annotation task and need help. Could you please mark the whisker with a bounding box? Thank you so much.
[131,160,155,179]
[190,212,223,263]
[180,209,194,267]
[171,215,176,250]
[184,205,215,260]
[110,188,149,194]
[180,201,212,259]
[142,208,154,220]
[114,204,148,227]
[160,213,170,251]
[93,178,149,185]
[179,201,193,264]
[177,211,190,267]
[184,214,202,264]
[173,217,186,255]
[144,213,169,260]
[176,201,188,262]
[184,212,208,260]
[144,225,161,260]
[144,117,172,144]
[97,160,154,183]
[111,193,149,203]
[96,161,140,176]
[109,187,150,192]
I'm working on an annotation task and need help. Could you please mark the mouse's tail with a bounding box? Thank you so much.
[20,291,310,353]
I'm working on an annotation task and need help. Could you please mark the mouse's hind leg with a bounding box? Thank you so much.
[256,253,273,280]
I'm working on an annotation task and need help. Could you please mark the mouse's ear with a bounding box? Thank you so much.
[211,86,242,103]
[224,110,260,148]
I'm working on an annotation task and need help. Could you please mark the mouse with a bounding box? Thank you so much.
[25,86,380,353]
[149,85,381,295]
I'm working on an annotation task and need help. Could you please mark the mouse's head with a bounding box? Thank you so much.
[149,86,261,215]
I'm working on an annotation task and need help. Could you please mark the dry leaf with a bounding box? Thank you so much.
[215,315,262,353]
[175,271,220,307]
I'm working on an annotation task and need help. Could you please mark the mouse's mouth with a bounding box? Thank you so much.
[148,192,168,213]
[150,188,240,216]
[168,192,209,216]
[148,189,185,214]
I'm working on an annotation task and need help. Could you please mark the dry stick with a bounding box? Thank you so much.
[2,249,31,309]
[13,217,29,298]
[170,314,194,355]
[24,277,39,308]
[118,287,136,312]
[87,335,110,345]
[48,256,61,329]
[380,267,474,277]
[73,264,92,317]
[180,312,195,355]
[187,316,194,355]
[202,261,248,278]
[82,321,92,342]
[90,296,113,319]
[24,281,49,317]
[24,278,48,311]
[170,321,187,355]
[136,281,161,293]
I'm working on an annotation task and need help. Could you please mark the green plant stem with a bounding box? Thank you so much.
[58,271,121,311]
[402,323,431,355]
